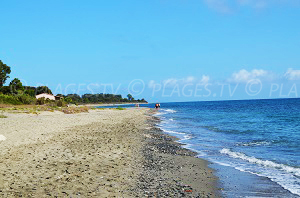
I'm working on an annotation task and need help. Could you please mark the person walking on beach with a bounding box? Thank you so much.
[155,103,160,109]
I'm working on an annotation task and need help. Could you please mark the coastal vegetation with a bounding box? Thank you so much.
[65,93,147,105]
[116,106,126,110]
[0,60,147,106]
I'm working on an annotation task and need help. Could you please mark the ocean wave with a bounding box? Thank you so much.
[231,165,300,196]
[154,112,167,116]
[217,149,300,196]
[163,109,177,113]
[161,128,193,142]
[161,129,186,135]
[182,134,192,141]
[183,145,207,157]
[237,141,271,147]
[220,148,300,177]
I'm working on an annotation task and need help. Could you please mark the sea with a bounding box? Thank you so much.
[99,98,300,197]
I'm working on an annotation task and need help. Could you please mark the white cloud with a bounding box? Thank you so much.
[284,68,300,80]
[163,78,178,87]
[149,69,299,89]
[185,76,196,83]
[163,76,210,86]
[200,75,210,84]
[228,69,271,83]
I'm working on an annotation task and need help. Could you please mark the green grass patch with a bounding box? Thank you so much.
[116,106,126,110]
[0,115,7,118]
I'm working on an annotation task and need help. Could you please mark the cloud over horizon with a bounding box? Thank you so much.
[149,68,300,89]
[284,68,300,80]
[227,69,274,83]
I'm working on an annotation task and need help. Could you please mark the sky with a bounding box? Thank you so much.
[1,0,300,102]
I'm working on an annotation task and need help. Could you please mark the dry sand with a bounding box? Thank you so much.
[0,108,219,197]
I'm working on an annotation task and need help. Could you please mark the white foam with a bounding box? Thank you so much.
[196,152,207,157]
[239,141,271,147]
[162,129,186,135]
[234,166,300,196]
[0,135,6,141]
[213,161,231,167]
[220,148,300,177]
[164,109,177,113]
[154,112,167,116]
[211,155,300,196]
[183,144,207,157]
[181,134,192,141]
[161,128,207,157]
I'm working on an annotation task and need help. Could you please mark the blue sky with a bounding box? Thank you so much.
[1,0,300,102]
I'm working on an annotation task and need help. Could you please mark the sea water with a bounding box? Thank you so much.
[152,99,300,197]
[99,99,300,197]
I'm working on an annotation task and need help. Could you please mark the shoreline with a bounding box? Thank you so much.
[135,112,220,197]
[0,108,219,197]
[81,102,149,107]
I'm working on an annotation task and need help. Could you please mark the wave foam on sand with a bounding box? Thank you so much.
[220,148,300,196]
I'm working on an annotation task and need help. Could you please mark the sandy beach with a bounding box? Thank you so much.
[0,108,218,197]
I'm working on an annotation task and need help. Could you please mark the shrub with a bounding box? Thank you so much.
[0,94,21,105]
[17,94,36,104]
[116,106,126,110]
[0,93,36,105]
[62,106,89,114]
[65,97,72,104]
[36,98,45,105]
[56,100,67,107]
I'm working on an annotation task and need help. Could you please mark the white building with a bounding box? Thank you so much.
[35,93,55,101]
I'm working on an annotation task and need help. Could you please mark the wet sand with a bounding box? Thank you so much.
[0,108,219,197]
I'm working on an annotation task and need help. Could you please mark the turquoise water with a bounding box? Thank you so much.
[152,99,300,197]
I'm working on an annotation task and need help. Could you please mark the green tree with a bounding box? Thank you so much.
[36,86,53,95]
[83,98,89,103]
[0,60,11,87]
[9,78,24,94]
[24,89,35,97]
[65,97,72,104]
[127,94,133,101]
[66,94,81,103]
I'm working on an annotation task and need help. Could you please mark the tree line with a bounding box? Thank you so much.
[0,60,147,105]
[60,93,147,104]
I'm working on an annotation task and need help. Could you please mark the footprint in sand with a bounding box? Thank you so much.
[0,135,6,141]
